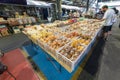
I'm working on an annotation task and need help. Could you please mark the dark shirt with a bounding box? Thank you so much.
[95,11,104,19]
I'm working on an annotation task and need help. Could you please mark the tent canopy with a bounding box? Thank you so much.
[61,5,81,10]
[27,0,82,10]
[27,0,51,7]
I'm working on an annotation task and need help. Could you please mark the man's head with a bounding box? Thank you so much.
[102,5,108,12]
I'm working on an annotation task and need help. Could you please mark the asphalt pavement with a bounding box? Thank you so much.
[97,21,120,80]
[0,33,30,53]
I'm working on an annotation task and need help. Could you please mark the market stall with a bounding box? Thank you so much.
[7,17,36,33]
[0,18,9,37]
[61,5,83,19]
[27,0,51,20]
[0,3,38,35]
[23,18,103,72]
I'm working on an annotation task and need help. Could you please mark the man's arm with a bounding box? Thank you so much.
[96,18,105,22]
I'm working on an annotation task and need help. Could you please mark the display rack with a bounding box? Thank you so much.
[23,19,103,72]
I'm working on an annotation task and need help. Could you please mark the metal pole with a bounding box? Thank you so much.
[86,0,90,12]
[47,8,50,17]
[56,0,62,20]
[35,7,41,22]
[51,3,57,21]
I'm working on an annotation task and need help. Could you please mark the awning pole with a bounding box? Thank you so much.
[56,0,62,20]
[86,0,90,12]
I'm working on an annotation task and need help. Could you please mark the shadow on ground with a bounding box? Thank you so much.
[77,38,106,80]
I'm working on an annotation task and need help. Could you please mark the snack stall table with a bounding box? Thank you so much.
[23,19,103,73]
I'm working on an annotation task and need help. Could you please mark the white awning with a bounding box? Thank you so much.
[61,5,81,10]
[27,0,51,7]
[27,0,82,10]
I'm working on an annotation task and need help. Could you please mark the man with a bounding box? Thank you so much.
[96,5,115,40]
